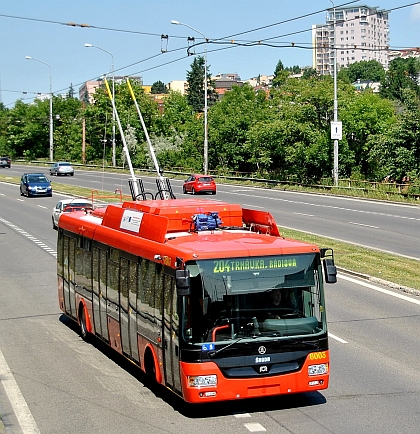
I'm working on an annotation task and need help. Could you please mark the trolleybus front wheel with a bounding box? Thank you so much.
[144,349,157,382]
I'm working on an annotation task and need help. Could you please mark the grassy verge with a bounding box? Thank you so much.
[279,227,420,291]
[2,173,419,290]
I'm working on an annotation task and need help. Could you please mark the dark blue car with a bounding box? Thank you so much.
[20,173,52,197]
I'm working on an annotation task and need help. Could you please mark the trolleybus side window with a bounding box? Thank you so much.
[99,249,107,298]
[120,257,129,313]
[128,260,138,315]
[74,236,91,291]
[107,248,119,306]
[139,259,156,323]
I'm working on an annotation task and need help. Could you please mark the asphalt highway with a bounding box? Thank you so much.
[1,170,420,433]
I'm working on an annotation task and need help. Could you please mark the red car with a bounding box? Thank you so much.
[183,174,216,195]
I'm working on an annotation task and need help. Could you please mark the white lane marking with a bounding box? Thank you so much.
[228,191,420,222]
[339,274,420,305]
[234,413,252,418]
[16,198,25,202]
[328,333,348,344]
[279,224,420,262]
[349,222,379,229]
[0,217,57,258]
[243,204,265,209]
[327,273,420,344]
[244,423,267,432]
[0,347,40,433]
[294,212,315,217]
[37,205,48,209]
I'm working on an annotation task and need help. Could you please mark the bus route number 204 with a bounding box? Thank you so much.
[213,257,298,274]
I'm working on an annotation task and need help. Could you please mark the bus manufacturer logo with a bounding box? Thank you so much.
[258,346,266,355]
[259,365,268,373]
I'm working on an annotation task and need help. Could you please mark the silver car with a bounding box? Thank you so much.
[50,162,74,176]
[52,198,92,229]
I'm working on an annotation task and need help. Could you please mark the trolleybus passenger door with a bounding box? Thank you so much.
[66,236,77,318]
[62,235,70,313]
[162,275,182,392]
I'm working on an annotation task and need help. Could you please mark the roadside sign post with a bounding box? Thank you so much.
[331,121,342,185]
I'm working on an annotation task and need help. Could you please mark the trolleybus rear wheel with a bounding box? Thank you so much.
[78,304,89,341]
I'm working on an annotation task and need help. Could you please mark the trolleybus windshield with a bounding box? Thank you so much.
[182,253,326,345]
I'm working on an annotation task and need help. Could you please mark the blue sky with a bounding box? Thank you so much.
[1,1,419,107]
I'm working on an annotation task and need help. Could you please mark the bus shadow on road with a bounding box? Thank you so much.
[59,314,326,418]
[174,392,327,419]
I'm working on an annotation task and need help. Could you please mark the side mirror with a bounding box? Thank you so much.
[323,258,337,284]
[320,248,337,284]
[176,269,190,296]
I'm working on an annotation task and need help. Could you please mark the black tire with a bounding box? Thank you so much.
[52,217,57,230]
[192,188,196,195]
[70,173,74,176]
[79,304,89,340]
[183,187,187,194]
[144,349,156,382]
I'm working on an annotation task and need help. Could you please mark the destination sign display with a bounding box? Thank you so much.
[213,257,298,274]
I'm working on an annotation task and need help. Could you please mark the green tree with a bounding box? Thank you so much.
[51,95,83,161]
[67,83,76,99]
[302,68,319,80]
[380,57,420,102]
[369,89,420,182]
[208,84,268,171]
[151,80,168,94]
[186,56,216,112]
[5,98,52,159]
[338,60,385,83]
[85,80,159,166]
[154,91,193,136]
[272,59,290,87]
[339,89,396,178]
[0,104,9,155]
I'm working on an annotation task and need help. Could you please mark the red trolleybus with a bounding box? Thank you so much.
[57,197,337,403]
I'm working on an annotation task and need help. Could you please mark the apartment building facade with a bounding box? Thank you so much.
[78,76,143,103]
[312,5,390,76]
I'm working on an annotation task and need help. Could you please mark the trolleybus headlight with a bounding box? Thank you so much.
[308,363,328,376]
[187,374,217,387]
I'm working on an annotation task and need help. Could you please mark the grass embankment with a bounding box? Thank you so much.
[2,173,419,291]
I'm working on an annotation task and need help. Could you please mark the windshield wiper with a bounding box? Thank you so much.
[208,335,259,358]
[279,338,320,349]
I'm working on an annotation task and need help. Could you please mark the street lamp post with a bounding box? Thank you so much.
[85,44,116,167]
[329,1,339,186]
[26,56,53,162]
[171,20,208,175]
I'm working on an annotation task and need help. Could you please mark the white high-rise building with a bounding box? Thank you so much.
[312,5,390,75]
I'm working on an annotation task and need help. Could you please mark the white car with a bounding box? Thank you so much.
[52,198,92,230]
